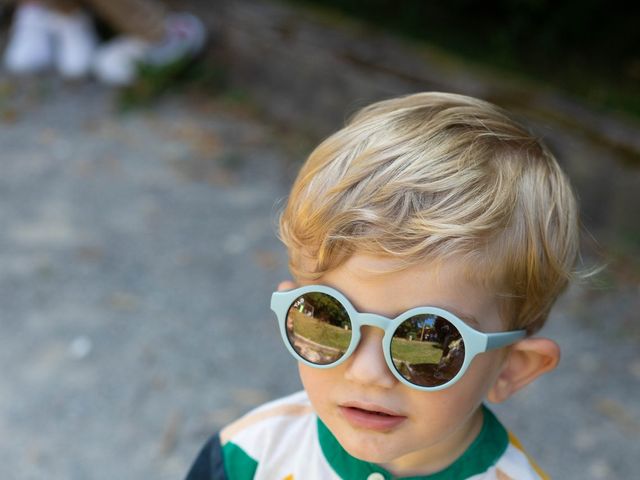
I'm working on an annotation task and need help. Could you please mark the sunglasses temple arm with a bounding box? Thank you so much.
[485,330,527,351]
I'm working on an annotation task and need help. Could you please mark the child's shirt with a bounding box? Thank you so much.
[185,391,549,480]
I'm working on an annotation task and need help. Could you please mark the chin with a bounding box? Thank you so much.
[338,432,402,464]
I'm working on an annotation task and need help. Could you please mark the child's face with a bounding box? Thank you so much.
[292,254,509,476]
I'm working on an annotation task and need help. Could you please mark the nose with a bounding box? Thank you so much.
[343,326,397,389]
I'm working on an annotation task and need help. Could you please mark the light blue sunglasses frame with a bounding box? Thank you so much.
[271,284,526,391]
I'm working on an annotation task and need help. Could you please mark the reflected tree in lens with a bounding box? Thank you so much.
[286,293,352,365]
[390,315,465,387]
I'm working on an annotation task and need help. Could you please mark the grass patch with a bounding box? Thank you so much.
[391,338,443,364]
[291,310,351,351]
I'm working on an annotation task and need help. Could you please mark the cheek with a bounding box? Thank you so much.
[298,364,339,406]
[453,350,505,401]
[408,351,505,413]
[404,355,505,433]
[298,364,320,391]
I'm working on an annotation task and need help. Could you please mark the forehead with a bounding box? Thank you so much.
[304,254,504,332]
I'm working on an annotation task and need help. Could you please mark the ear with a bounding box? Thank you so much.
[277,280,297,292]
[487,337,560,403]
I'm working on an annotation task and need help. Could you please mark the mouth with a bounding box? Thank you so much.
[338,402,407,431]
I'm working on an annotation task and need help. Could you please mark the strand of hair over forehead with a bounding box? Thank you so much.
[280,93,580,331]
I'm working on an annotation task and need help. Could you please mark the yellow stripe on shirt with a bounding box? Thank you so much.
[220,403,313,445]
[508,432,550,480]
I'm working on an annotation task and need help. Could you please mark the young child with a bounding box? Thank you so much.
[186,92,579,479]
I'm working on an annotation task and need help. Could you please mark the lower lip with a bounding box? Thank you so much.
[339,406,407,431]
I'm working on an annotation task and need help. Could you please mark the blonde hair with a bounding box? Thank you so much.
[279,92,580,333]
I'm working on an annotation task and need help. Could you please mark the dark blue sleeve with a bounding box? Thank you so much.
[185,433,227,480]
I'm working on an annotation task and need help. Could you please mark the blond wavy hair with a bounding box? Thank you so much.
[279,92,580,333]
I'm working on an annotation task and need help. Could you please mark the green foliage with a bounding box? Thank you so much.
[117,56,227,110]
[301,292,351,329]
[289,0,640,116]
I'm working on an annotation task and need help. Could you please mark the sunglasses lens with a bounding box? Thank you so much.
[390,314,465,387]
[285,292,352,365]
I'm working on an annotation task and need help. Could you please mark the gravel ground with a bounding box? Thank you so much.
[0,36,638,480]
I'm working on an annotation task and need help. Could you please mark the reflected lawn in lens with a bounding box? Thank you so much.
[289,309,351,351]
[390,338,444,364]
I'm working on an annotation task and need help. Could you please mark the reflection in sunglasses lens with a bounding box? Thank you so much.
[286,293,352,365]
[390,315,465,387]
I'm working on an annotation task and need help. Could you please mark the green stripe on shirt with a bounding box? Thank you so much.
[222,441,259,479]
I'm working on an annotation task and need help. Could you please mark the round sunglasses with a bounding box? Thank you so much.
[271,285,526,391]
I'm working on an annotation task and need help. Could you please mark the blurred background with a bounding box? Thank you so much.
[0,0,638,478]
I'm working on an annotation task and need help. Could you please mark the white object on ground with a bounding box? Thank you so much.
[49,9,97,79]
[4,2,54,74]
[92,36,149,86]
[145,12,207,67]
[93,12,207,86]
